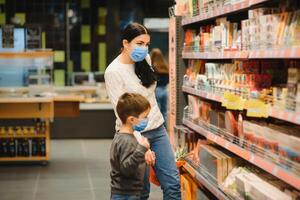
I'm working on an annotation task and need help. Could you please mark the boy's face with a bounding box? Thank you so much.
[128,108,151,126]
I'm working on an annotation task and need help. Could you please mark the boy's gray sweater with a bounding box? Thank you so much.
[110,132,148,195]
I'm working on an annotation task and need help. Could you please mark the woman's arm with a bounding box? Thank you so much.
[105,70,126,109]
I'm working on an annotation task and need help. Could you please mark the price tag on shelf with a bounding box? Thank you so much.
[245,99,269,118]
[222,91,245,110]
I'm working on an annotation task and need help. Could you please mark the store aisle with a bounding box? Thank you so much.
[0,140,162,200]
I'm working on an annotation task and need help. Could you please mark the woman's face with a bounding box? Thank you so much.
[123,34,150,54]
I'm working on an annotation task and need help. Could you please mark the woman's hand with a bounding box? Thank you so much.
[139,136,150,149]
[145,149,156,166]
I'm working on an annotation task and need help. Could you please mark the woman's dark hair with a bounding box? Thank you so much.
[121,23,157,88]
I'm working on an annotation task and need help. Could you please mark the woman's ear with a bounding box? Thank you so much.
[122,39,129,51]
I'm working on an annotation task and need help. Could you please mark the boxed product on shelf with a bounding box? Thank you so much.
[180,174,198,200]
[184,60,204,87]
[288,10,300,47]
[199,101,212,123]
[188,95,201,121]
[223,167,299,200]
[225,111,238,138]
[184,17,242,52]
[235,168,293,200]
[184,3,300,51]
[174,125,197,152]
[288,67,300,84]
[242,120,300,166]
[198,144,238,185]
[199,144,224,184]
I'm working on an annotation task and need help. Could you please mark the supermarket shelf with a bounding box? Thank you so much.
[182,86,300,125]
[0,135,46,139]
[0,51,53,58]
[183,161,231,200]
[182,51,249,59]
[0,97,53,103]
[249,0,270,5]
[182,48,300,59]
[269,107,300,125]
[182,0,270,25]
[182,86,222,102]
[0,156,47,162]
[183,118,300,190]
[249,48,300,59]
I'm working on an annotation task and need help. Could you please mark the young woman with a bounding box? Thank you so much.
[150,48,169,128]
[105,23,181,200]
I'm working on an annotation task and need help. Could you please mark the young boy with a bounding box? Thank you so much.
[110,93,154,200]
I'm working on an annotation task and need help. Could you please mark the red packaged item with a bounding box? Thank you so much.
[225,111,238,139]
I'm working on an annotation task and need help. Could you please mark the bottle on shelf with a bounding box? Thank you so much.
[8,127,14,137]
[39,139,46,157]
[0,127,5,136]
[9,138,16,157]
[23,139,29,157]
[2,139,8,157]
[17,139,24,157]
[31,139,38,156]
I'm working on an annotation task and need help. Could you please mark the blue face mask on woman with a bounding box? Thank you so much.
[132,118,149,132]
[130,46,148,62]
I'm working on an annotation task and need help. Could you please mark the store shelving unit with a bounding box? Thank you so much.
[182,85,300,125]
[0,97,53,164]
[0,50,54,164]
[182,51,249,59]
[182,118,300,190]
[182,48,300,60]
[0,51,53,58]
[170,0,300,198]
[182,0,270,25]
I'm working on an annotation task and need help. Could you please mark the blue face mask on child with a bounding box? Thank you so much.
[132,118,149,132]
[130,46,148,62]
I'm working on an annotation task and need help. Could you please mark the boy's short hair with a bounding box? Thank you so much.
[117,93,151,124]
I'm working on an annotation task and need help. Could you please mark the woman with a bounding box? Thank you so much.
[105,23,181,200]
[150,48,169,128]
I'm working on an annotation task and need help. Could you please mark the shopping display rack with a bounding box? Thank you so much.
[169,0,300,198]
[182,116,300,190]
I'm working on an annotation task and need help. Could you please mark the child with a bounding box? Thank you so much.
[110,93,155,200]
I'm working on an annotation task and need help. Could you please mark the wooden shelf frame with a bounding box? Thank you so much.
[0,99,51,162]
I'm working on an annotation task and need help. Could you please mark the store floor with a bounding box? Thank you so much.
[0,140,162,200]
